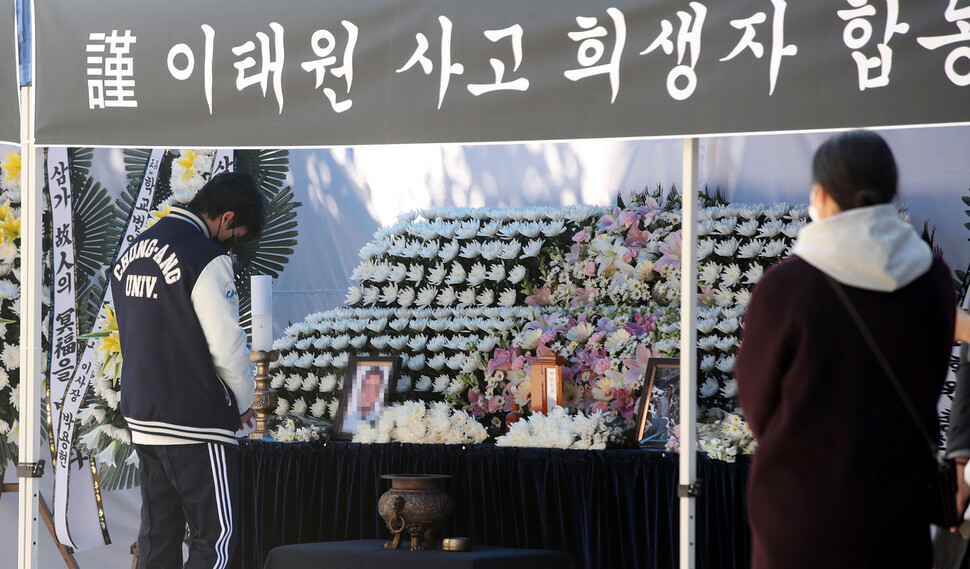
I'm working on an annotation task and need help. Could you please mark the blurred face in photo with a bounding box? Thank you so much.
[358,369,384,419]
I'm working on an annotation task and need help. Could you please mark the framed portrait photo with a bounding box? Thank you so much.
[332,356,401,440]
[634,358,680,448]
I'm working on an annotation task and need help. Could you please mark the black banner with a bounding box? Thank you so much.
[33,0,970,147]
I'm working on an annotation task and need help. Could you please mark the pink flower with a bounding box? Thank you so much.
[623,343,657,384]
[583,262,596,276]
[609,388,636,419]
[571,288,596,307]
[525,287,553,306]
[509,355,527,371]
[486,347,522,373]
[593,358,612,375]
[617,210,638,228]
[622,249,635,264]
[487,397,505,413]
[654,230,682,271]
[572,229,591,243]
[625,224,652,248]
[468,388,482,405]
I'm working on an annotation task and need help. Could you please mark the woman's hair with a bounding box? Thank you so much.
[811,130,898,210]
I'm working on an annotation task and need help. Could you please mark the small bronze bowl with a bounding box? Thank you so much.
[442,537,471,552]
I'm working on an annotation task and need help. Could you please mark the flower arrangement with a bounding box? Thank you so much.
[0,150,24,472]
[254,187,809,456]
[494,406,626,450]
[353,400,488,445]
[271,415,330,443]
[696,410,757,462]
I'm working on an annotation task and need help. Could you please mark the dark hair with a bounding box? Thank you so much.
[187,171,267,241]
[811,130,898,211]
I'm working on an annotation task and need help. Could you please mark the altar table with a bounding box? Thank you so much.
[233,440,751,569]
[262,539,576,569]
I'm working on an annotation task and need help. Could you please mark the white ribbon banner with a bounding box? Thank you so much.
[46,146,110,551]
[50,148,165,550]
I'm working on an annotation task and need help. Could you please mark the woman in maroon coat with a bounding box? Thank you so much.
[736,131,955,569]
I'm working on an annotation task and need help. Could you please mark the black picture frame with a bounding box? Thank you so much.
[332,355,401,440]
[634,358,680,448]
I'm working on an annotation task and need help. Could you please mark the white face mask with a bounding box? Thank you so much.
[807,186,820,222]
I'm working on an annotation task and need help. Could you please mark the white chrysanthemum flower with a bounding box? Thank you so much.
[480,241,503,260]
[416,286,437,307]
[715,336,740,351]
[500,241,522,260]
[299,374,319,391]
[407,354,426,371]
[419,241,440,259]
[437,287,457,307]
[720,378,738,398]
[415,375,433,391]
[508,265,527,284]
[427,353,447,370]
[498,289,516,307]
[696,318,717,334]
[292,398,308,416]
[716,355,736,373]
[743,264,764,285]
[459,242,482,259]
[327,399,340,417]
[319,374,338,392]
[446,264,467,286]
[757,219,785,238]
[407,335,428,351]
[427,264,447,288]
[331,353,349,368]
[285,375,303,391]
[476,336,497,353]
[310,398,329,418]
[457,288,477,307]
[700,354,717,372]
[522,239,543,258]
[467,263,487,286]
[1,344,19,370]
[716,318,739,334]
[697,336,718,351]
[478,220,500,237]
[713,238,740,257]
[476,289,494,306]
[699,378,719,398]
[396,374,412,392]
[699,262,721,285]
[737,240,763,259]
[720,264,742,288]
[736,219,759,237]
[439,240,460,261]
[735,289,752,307]
[486,264,506,282]
[761,239,788,257]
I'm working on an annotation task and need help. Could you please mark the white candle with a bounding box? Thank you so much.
[251,275,273,352]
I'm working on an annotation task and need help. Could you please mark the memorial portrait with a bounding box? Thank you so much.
[635,358,680,448]
[333,356,401,440]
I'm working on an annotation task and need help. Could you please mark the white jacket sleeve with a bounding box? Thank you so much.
[191,255,255,414]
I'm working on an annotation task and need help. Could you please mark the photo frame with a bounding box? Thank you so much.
[634,358,680,448]
[332,356,401,440]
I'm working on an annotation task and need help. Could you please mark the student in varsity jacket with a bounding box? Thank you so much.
[111,171,266,569]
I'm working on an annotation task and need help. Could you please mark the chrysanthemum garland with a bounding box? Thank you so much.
[0,150,25,470]
[271,188,807,453]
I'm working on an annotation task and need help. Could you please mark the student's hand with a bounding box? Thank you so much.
[240,408,255,430]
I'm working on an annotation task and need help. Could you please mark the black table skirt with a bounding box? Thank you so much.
[233,441,750,569]
[262,539,576,569]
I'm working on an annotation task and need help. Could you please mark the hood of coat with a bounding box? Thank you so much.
[791,204,932,292]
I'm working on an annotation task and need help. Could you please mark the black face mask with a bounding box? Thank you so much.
[214,228,238,253]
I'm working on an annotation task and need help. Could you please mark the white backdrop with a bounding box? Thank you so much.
[0,124,969,566]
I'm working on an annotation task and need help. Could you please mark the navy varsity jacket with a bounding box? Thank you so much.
[110,206,254,446]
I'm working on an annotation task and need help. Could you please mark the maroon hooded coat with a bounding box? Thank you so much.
[736,254,954,569]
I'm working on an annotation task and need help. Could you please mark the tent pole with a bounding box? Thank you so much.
[17,83,40,569]
[679,137,699,569]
